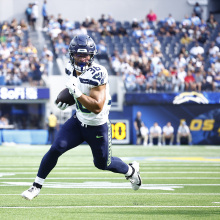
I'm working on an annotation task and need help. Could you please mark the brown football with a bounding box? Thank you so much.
[55,88,75,106]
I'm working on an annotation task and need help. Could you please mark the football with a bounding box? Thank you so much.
[55,88,75,106]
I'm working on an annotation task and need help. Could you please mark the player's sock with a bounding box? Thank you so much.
[125,165,133,177]
[33,176,45,189]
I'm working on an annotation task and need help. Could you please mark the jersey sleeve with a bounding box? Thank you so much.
[65,61,74,76]
[88,64,108,87]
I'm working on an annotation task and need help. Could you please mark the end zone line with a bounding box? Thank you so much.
[0,206,220,209]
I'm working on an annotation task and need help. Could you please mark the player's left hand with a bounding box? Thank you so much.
[56,101,69,110]
[65,77,82,98]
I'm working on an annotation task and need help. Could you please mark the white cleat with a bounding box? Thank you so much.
[126,161,142,190]
[21,186,40,201]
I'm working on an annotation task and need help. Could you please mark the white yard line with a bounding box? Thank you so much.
[0,206,219,209]
[1,177,220,180]
[0,172,219,174]
[1,193,220,196]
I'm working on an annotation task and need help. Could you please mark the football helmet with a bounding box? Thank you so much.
[68,34,97,73]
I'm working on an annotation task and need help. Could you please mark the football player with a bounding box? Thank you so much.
[21,34,141,200]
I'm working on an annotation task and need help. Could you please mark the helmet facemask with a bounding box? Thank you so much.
[70,52,94,74]
[68,34,97,74]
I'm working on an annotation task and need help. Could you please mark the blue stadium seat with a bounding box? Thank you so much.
[116,21,122,29]
[112,35,121,43]
[0,76,5,85]
[104,35,112,44]
[75,21,80,29]
[123,21,131,29]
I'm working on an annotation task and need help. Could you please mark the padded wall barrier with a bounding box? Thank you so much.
[2,130,48,145]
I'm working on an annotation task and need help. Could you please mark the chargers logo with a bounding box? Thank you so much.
[173,92,209,104]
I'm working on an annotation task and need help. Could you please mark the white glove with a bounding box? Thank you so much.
[56,101,69,110]
[65,77,82,99]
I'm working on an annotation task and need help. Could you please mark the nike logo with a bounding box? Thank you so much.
[96,135,103,138]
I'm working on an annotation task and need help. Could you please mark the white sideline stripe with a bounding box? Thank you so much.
[0,164,219,167]
[1,172,219,174]
[1,193,220,196]
[1,183,220,186]
[0,206,219,209]
[1,177,220,180]
[0,165,220,169]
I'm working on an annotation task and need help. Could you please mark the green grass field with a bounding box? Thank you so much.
[0,144,220,220]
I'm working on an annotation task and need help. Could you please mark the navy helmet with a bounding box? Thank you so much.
[68,34,97,73]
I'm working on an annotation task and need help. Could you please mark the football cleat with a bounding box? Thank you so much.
[21,186,40,201]
[126,161,142,190]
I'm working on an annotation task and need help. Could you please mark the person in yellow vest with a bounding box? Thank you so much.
[47,112,57,144]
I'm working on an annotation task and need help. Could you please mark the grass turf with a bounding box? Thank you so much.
[0,144,219,220]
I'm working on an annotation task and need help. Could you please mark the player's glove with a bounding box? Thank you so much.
[65,77,82,99]
[56,101,69,110]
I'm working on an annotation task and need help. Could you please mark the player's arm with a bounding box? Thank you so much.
[77,84,106,114]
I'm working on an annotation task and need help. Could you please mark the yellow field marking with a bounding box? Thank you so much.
[156,157,220,162]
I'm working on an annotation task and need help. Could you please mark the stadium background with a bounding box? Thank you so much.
[0,0,220,145]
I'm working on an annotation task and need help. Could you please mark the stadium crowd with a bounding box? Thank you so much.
[0,3,220,93]
[0,15,52,86]
[42,6,220,93]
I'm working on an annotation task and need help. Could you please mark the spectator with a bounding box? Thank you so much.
[109,25,119,36]
[82,16,92,29]
[47,112,58,144]
[194,68,203,92]
[131,18,139,29]
[155,71,165,91]
[146,71,156,92]
[98,14,107,27]
[165,14,176,27]
[149,122,162,146]
[123,71,137,92]
[134,111,145,145]
[206,13,218,29]
[28,62,44,86]
[176,121,192,145]
[106,14,115,27]
[209,42,219,56]
[214,71,220,90]
[162,122,174,145]
[182,15,192,28]
[190,42,204,56]
[202,69,215,91]
[184,70,196,91]
[41,45,53,76]
[197,29,209,44]
[191,13,201,26]
[146,9,157,27]
[136,71,146,92]
[216,33,220,45]
[25,3,32,25]
[180,33,193,45]
[31,1,39,31]
[42,0,49,28]
[165,72,173,91]
[0,115,9,127]
[96,39,107,54]
[193,2,203,19]
[140,125,149,146]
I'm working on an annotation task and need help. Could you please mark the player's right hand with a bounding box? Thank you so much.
[56,101,69,110]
